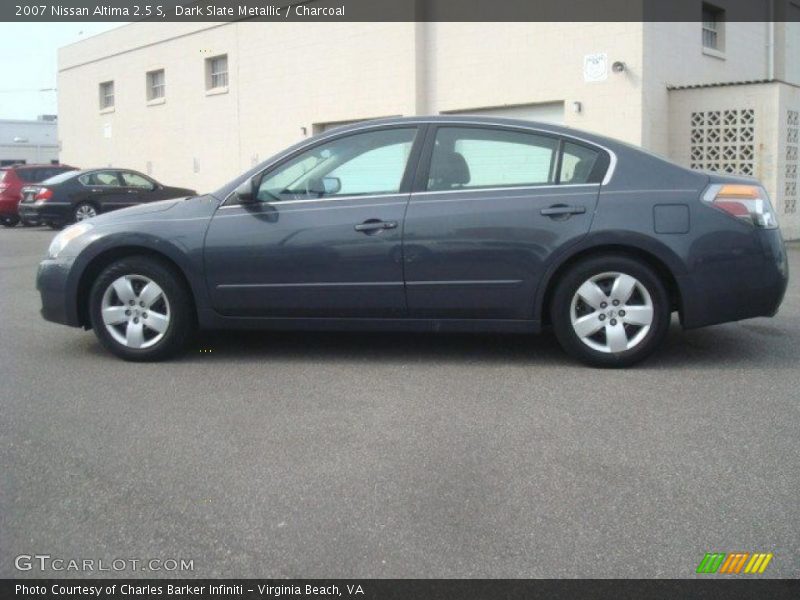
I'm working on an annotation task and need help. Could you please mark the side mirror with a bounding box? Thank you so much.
[234,178,257,203]
[308,176,341,196]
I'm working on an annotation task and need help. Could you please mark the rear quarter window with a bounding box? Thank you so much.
[560,142,602,184]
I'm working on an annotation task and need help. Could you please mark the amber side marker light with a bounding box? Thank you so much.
[702,184,778,229]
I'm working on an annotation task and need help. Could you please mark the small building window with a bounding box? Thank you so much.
[147,69,166,100]
[99,81,115,110]
[702,3,725,51]
[206,54,228,90]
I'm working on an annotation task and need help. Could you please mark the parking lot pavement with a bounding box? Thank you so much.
[1,225,798,579]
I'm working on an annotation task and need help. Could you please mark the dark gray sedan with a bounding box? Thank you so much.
[36,117,788,366]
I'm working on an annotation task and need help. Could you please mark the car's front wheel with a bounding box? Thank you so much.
[0,215,19,227]
[551,255,671,368]
[89,256,195,361]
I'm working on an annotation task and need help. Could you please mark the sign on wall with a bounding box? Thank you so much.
[583,53,608,82]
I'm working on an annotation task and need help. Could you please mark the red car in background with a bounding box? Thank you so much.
[0,164,77,227]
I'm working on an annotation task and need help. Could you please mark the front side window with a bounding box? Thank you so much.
[206,55,228,90]
[254,128,417,202]
[427,127,558,191]
[121,172,155,189]
[147,69,166,100]
[99,81,114,109]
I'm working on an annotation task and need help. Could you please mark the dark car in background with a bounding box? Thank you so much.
[0,164,77,227]
[36,117,788,367]
[19,168,196,229]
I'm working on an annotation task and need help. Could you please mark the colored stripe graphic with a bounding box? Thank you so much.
[697,553,726,574]
[719,552,749,574]
[744,553,774,574]
[697,552,774,574]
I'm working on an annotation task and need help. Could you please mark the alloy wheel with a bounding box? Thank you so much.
[100,274,171,349]
[569,271,654,353]
[75,204,97,221]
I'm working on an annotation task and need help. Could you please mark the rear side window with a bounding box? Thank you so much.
[0,169,9,183]
[560,142,601,184]
[79,171,121,186]
[427,127,558,191]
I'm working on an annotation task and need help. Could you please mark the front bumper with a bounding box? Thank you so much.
[37,256,81,327]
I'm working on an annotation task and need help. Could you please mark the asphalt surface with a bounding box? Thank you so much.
[1,225,798,579]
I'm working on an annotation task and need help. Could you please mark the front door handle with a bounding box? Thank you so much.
[540,204,587,217]
[354,219,398,233]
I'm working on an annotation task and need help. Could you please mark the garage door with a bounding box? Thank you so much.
[314,116,401,134]
[444,102,565,125]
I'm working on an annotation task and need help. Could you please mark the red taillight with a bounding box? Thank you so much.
[702,184,778,229]
[35,188,53,201]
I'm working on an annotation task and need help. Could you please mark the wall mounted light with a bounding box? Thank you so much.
[572,101,583,114]
[612,61,627,73]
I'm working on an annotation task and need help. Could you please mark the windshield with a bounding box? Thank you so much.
[42,170,79,185]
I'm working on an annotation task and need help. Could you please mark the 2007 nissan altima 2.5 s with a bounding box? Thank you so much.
[36,117,788,367]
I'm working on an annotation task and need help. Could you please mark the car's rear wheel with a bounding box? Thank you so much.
[0,215,19,227]
[551,255,670,368]
[89,256,195,361]
[74,202,98,222]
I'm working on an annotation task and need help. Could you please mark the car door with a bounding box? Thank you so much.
[119,171,162,206]
[78,170,129,211]
[203,125,424,318]
[402,125,605,320]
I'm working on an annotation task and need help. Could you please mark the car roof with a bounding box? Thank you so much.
[2,164,76,170]
[323,115,623,149]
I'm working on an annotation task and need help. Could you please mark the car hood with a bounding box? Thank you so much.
[87,196,192,226]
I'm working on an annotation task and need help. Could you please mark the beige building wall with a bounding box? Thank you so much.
[427,22,645,144]
[668,82,800,239]
[643,21,772,155]
[59,22,648,193]
[58,20,800,239]
[59,22,418,192]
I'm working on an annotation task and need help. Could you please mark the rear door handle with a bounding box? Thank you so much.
[354,219,398,233]
[540,204,587,217]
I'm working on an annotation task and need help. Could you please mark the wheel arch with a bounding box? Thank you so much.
[74,244,198,329]
[536,234,688,327]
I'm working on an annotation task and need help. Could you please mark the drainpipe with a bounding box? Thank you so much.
[767,5,775,81]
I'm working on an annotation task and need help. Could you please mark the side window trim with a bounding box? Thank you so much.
[226,125,426,206]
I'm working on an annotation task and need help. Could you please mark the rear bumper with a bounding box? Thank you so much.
[680,228,788,329]
[19,201,72,223]
[36,257,81,327]
[0,194,20,216]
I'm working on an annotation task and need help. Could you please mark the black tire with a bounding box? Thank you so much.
[550,254,670,368]
[73,202,98,223]
[0,215,19,227]
[89,256,196,361]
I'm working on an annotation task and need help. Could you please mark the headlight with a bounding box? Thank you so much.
[48,223,93,259]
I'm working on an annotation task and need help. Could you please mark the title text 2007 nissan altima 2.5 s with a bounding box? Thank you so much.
[36,117,788,367]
